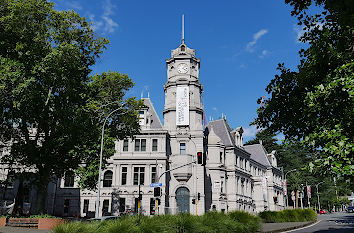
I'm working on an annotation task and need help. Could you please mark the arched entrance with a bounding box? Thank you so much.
[175,187,190,213]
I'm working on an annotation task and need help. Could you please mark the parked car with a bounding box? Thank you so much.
[319,209,327,214]
[347,206,354,213]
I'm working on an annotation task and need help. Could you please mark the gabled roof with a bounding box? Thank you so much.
[142,98,163,129]
[207,119,234,147]
[244,144,271,167]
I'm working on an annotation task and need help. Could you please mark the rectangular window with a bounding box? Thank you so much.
[152,139,158,151]
[151,167,157,183]
[141,139,146,151]
[220,152,223,163]
[83,199,89,214]
[123,140,129,151]
[119,198,125,213]
[121,167,127,185]
[133,167,145,185]
[180,143,186,154]
[64,172,75,187]
[135,139,140,151]
[134,139,146,151]
[102,199,109,216]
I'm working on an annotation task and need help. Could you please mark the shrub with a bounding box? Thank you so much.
[259,209,317,223]
[53,211,262,233]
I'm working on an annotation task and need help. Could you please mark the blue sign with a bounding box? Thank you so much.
[150,183,162,187]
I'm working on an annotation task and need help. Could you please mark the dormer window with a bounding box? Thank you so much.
[139,111,145,125]
[181,45,185,51]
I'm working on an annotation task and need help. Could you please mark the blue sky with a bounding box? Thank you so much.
[53,0,307,141]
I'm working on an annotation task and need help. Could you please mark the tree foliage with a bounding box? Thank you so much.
[253,0,353,179]
[0,0,142,213]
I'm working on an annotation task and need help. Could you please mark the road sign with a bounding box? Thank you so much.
[150,183,162,187]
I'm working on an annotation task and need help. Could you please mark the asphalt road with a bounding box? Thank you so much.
[287,212,354,233]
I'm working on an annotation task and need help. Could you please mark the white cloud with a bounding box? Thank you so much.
[65,1,82,10]
[212,107,217,111]
[246,29,268,52]
[293,22,323,43]
[87,0,118,34]
[258,49,268,58]
[101,0,118,33]
[243,125,259,138]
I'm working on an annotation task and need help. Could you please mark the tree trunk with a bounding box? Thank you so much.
[13,180,24,216]
[34,169,50,215]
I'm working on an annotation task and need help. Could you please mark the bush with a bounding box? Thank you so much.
[259,209,317,223]
[53,211,262,233]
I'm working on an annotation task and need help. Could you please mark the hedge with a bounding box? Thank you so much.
[53,211,261,233]
[258,209,317,223]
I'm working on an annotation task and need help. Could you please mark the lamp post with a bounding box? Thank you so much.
[95,108,123,218]
[316,181,324,213]
[284,168,297,208]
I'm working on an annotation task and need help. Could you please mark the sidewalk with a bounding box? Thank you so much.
[260,221,314,233]
[0,226,50,233]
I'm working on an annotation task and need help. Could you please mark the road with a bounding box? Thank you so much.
[287,212,354,233]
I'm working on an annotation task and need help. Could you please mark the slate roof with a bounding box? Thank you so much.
[243,144,271,167]
[207,119,235,147]
[142,98,163,129]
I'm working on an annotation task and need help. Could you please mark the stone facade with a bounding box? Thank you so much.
[0,41,284,217]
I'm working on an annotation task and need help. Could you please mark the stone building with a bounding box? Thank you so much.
[0,39,284,217]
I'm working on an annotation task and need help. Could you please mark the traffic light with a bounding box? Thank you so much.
[198,192,201,200]
[192,199,196,204]
[197,152,203,165]
[273,196,278,204]
[139,193,142,200]
[154,187,161,197]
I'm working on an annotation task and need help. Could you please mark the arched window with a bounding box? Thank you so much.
[103,171,113,187]
[64,171,74,187]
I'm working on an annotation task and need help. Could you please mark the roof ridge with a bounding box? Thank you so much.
[222,119,233,146]
[147,98,163,128]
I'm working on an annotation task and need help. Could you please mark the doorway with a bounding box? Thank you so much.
[175,187,190,213]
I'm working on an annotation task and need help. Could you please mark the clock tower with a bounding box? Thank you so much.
[163,16,205,215]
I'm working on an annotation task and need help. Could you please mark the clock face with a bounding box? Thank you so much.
[177,63,189,74]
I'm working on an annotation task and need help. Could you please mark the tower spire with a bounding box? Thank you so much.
[181,14,185,44]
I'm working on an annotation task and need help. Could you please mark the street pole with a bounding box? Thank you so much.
[95,108,123,218]
[284,168,297,209]
[316,181,324,212]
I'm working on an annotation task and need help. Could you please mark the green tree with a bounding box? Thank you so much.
[0,0,141,214]
[244,130,281,154]
[253,0,353,179]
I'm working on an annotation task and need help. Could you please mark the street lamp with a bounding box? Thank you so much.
[316,181,324,212]
[284,168,297,208]
[95,108,123,218]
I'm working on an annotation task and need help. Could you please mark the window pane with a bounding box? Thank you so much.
[121,167,127,185]
[180,143,186,154]
[135,139,140,151]
[151,167,157,183]
[83,200,89,213]
[140,169,145,185]
[64,171,74,187]
[152,139,158,151]
[123,140,128,151]
[103,171,113,187]
[133,173,139,185]
[141,139,146,151]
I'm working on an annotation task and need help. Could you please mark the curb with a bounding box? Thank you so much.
[259,221,318,233]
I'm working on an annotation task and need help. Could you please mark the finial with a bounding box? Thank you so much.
[181,14,185,44]
[141,91,143,99]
